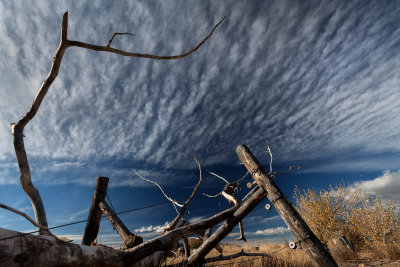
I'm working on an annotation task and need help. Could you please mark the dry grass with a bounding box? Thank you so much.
[165,243,312,267]
[204,243,312,267]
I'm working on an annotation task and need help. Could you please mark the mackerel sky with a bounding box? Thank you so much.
[0,0,399,245]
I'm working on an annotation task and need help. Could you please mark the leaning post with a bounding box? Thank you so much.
[236,145,338,267]
[99,199,143,249]
[82,176,109,246]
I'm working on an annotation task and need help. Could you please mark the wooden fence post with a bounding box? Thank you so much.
[82,176,109,246]
[236,145,338,267]
[99,199,143,248]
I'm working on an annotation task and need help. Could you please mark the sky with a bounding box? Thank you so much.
[0,0,399,247]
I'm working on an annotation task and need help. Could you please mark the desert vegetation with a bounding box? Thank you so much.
[294,183,400,261]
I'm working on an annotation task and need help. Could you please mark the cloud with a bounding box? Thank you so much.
[134,221,170,233]
[0,1,399,187]
[353,169,400,201]
[255,227,290,236]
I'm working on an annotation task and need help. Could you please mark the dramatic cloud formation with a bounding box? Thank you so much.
[1,1,399,188]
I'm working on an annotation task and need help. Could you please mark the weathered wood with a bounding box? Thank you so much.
[0,227,162,267]
[236,144,338,267]
[188,186,267,264]
[99,199,143,249]
[0,204,238,267]
[82,176,109,246]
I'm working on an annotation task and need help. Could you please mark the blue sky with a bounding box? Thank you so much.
[0,0,400,246]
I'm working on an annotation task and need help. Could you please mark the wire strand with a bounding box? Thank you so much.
[0,200,176,242]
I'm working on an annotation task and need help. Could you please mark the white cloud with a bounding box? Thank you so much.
[134,221,170,233]
[255,227,290,236]
[354,169,400,201]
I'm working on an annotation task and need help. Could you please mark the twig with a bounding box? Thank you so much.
[203,192,222,198]
[106,32,135,47]
[267,146,273,175]
[167,157,204,230]
[0,203,57,238]
[233,171,249,184]
[132,169,183,214]
[272,166,300,176]
[207,171,230,184]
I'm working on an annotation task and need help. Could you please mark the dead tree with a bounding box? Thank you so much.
[10,11,225,235]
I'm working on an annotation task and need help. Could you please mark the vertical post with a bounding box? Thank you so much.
[236,145,338,267]
[82,177,109,246]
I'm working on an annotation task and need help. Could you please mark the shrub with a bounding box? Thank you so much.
[294,183,400,260]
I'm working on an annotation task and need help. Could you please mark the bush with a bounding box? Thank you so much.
[294,184,400,260]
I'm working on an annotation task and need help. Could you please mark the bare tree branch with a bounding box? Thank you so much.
[233,171,249,184]
[68,16,226,60]
[207,171,230,184]
[132,169,183,213]
[0,203,63,240]
[11,11,225,233]
[167,157,203,230]
[267,146,273,175]
[10,12,70,235]
[272,166,300,176]
[0,203,46,232]
[106,32,135,47]
[207,170,248,242]
[203,192,222,198]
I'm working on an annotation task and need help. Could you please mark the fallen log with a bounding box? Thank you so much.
[0,203,237,266]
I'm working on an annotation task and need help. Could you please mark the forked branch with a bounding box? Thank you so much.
[11,11,225,233]
[106,32,136,47]
[69,16,226,60]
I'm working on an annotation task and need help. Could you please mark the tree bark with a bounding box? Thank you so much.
[0,227,163,267]
[82,176,109,246]
[0,205,238,266]
[236,144,338,267]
